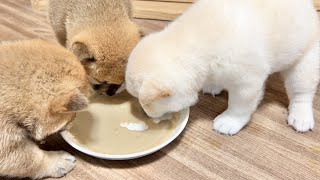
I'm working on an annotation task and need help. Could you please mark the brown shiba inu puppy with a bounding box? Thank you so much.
[49,0,141,96]
[0,40,89,179]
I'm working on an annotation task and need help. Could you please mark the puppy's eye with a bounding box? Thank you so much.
[82,57,96,63]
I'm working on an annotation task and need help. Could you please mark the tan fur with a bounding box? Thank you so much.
[48,0,141,95]
[0,40,89,179]
[139,81,172,106]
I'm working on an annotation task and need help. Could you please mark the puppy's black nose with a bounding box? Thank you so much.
[106,84,121,96]
[92,84,101,91]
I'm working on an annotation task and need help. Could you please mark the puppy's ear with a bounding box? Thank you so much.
[71,41,93,61]
[139,80,172,106]
[51,90,89,113]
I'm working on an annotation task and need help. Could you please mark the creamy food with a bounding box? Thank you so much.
[120,122,148,131]
[68,92,180,155]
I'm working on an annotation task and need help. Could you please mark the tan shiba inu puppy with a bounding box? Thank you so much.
[0,40,89,179]
[49,0,141,96]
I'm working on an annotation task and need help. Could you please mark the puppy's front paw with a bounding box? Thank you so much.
[47,151,76,178]
[288,103,314,132]
[213,114,248,135]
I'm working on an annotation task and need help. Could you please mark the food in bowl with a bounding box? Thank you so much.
[63,92,185,156]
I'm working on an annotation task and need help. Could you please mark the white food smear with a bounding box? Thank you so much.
[120,114,174,131]
[152,119,162,124]
[120,122,149,131]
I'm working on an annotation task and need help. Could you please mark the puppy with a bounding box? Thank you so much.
[126,0,320,135]
[0,40,89,179]
[49,0,141,96]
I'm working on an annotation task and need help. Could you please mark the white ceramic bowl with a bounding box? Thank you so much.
[61,108,189,160]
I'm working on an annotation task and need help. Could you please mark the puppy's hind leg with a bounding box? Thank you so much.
[1,140,76,179]
[282,43,320,132]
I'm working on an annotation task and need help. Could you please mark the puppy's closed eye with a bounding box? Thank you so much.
[139,29,145,38]
[82,57,96,63]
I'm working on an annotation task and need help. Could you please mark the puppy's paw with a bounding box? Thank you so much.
[288,103,314,132]
[47,151,76,178]
[213,114,248,135]
[203,85,223,96]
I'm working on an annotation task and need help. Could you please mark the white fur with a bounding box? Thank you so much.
[126,0,320,135]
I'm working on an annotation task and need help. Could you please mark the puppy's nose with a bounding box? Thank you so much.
[92,84,101,91]
[106,84,121,96]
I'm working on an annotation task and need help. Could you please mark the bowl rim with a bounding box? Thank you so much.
[60,108,190,160]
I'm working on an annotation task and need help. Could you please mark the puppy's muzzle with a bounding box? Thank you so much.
[92,83,121,96]
[106,84,121,96]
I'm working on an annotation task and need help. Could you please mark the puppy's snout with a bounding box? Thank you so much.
[91,82,121,96]
[92,84,101,91]
[106,84,121,96]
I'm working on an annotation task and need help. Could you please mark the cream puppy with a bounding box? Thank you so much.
[126,0,320,135]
